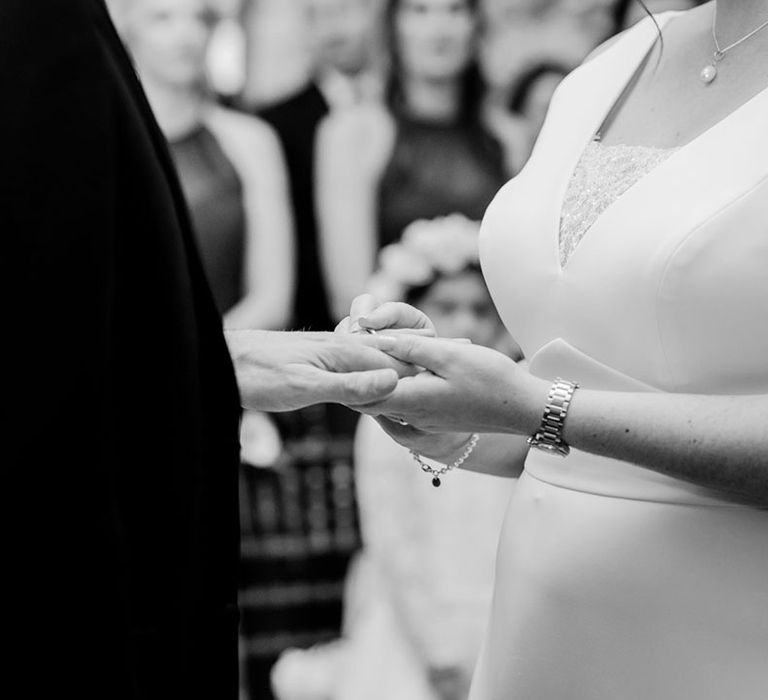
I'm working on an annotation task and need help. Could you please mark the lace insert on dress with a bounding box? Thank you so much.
[559,140,678,268]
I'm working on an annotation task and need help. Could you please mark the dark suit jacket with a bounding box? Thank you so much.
[2,1,241,696]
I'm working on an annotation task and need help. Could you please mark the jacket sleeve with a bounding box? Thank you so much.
[2,0,118,457]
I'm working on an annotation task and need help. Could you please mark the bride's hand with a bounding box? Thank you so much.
[364,334,550,436]
[336,295,474,458]
[335,293,437,336]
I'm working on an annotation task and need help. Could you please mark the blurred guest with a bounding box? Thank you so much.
[317,0,515,322]
[339,217,519,700]
[480,0,605,110]
[235,6,384,698]
[507,61,570,130]
[481,0,702,114]
[558,0,618,47]
[481,0,559,21]
[240,1,313,109]
[114,0,295,330]
[614,0,703,30]
[503,60,570,166]
[248,0,383,332]
[112,6,297,698]
[309,0,385,108]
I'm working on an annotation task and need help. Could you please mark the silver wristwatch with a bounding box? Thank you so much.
[527,378,580,457]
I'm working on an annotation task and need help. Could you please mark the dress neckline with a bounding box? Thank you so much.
[591,139,678,152]
[552,11,768,274]
[553,13,677,273]
[558,139,679,268]
[594,10,768,152]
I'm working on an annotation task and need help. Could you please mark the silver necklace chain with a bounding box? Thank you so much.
[712,2,768,57]
[700,2,768,83]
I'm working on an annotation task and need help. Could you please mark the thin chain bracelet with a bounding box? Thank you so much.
[410,433,480,487]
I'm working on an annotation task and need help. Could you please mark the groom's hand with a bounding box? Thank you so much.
[225,330,412,412]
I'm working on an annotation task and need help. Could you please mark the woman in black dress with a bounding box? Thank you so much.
[316,0,516,322]
[113,0,295,329]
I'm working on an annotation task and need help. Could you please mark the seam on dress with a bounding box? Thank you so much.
[654,174,768,388]
[523,467,758,509]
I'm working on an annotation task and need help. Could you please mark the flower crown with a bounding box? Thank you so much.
[366,214,481,303]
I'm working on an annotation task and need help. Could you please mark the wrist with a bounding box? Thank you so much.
[422,432,476,462]
[523,375,554,435]
[497,365,551,436]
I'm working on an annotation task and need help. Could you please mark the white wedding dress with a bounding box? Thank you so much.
[470,12,768,700]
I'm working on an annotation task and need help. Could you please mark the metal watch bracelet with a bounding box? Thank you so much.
[527,378,580,457]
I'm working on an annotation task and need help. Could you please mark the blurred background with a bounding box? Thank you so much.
[106,1,703,698]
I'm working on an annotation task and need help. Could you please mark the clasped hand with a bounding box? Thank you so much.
[224,297,547,462]
[225,328,411,412]
[336,295,548,459]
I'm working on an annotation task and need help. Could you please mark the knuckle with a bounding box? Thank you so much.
[400,335,418,356]
[344,373,367,401]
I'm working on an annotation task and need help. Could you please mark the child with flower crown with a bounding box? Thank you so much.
[342,215,521,700]
[271,215,523,700]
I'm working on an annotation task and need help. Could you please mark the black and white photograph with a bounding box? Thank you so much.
[3,0,766,698]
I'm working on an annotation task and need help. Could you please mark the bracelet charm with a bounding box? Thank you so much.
[410,433,480,487]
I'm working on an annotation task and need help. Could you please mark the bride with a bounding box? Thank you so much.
[341,1,768,698]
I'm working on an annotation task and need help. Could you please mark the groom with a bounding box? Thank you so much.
[2,1,400,697]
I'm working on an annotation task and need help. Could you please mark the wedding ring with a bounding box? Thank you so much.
[350,320,376,335]
[388,414,409,426]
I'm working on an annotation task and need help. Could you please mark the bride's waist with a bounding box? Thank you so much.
[524,448,753,507]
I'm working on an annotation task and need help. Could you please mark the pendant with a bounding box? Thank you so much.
[700,50,724,85]
[432,476,441,487]
[700,64,717,83]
